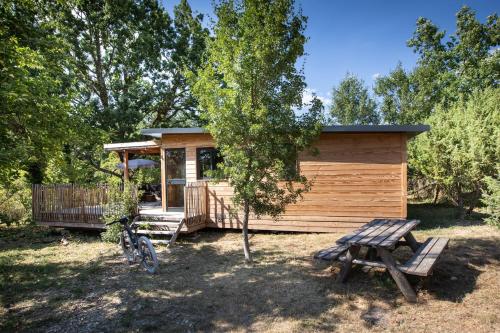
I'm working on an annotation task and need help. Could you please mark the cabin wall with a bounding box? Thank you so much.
[161,132,408,233]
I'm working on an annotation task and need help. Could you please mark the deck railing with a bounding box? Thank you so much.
[32,184,137,227]
[33,183,206,230]
[184,181,208,227]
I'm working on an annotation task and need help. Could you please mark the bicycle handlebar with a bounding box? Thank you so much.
[105,216,129,226]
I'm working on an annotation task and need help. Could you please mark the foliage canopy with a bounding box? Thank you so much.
[193,0,323,261]
[375,6,498,124]
[329,73,379,125]
[410,88,499,215]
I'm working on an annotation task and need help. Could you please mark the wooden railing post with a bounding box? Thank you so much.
[32,184,37,222]
[184,186,188,222]
[205,181,209,223]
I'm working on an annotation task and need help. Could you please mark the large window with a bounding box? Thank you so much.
[197,147,223,179]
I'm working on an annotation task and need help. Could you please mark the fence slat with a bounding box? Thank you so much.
[184,181,208,227]
[31,184,137,226]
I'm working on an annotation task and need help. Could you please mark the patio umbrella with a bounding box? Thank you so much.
[117,158,159,170]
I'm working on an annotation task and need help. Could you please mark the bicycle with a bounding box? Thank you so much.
[106,216,159,274]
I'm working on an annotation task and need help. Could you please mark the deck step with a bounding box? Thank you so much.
[135,217,182,222]
[135,218,185,248]
[133,221,181,227]
[149,239,172,245]
[136,229,176,235]
[399,237,449,276]
[137,213,182,217]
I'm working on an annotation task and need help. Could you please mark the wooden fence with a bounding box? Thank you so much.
[184,181,208,227]
[32,184,137,228]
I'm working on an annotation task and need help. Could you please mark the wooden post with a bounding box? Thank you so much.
[337,245,360,283]
[378,247,417,303]
[160,148,167,212]
[184,186,188,222]
[205,181,209,224]
[123,150,129,182]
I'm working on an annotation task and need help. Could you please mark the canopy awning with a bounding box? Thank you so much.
[103,140,160,154]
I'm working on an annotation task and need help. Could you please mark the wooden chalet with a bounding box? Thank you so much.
[33,125,429,234]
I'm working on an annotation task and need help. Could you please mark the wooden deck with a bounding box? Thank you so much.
[139,202,184,219]
[33,183,207,233]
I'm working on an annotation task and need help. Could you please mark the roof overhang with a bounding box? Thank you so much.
[141,127,205,138]
[103,140,160,154]
[141,125,429,139]
[322,125,430,138]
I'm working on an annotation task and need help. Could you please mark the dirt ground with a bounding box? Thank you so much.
[0,223,499,333]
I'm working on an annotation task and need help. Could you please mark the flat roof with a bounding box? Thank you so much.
[103,140,160,152]
[141,125,429,138]
[141,127,206,138]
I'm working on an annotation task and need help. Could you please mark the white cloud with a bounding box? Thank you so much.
[372,73,381,80]
[302,88,331,107]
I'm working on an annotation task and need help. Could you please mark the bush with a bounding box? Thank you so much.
[410,88,500,216]
[482,176,500,228]
[101,222,123,243]
[100,182,140,243]
[0,178,32,226]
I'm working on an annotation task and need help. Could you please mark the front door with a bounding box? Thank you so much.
[165,148,186,209]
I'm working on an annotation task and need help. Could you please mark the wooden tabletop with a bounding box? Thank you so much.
[336,219,420,249]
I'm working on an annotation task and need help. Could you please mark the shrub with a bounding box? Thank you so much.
[101,222,123,243]
[0,178,32,226]
[482,176,500,228]
[100,182,140,243]
[410,88,500,216]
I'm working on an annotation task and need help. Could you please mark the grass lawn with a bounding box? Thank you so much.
[1,207,499,332]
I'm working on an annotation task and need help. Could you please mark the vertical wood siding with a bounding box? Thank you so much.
[32,184,138,229]
[162,132,407,233]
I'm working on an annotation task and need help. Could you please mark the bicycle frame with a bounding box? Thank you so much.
[122,223,139,250]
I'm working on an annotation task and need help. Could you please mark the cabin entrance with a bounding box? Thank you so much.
[165,148,186,209]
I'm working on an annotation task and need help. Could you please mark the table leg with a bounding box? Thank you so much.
[365,247,377,260]
[378,248,417,303]
[337,245,360,283]
[404,232,420,252]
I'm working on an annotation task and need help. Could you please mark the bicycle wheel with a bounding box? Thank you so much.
[120,230,135,264]
[138,236,159,274]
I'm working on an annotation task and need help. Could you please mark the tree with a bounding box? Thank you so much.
[374,64,421,124]
[153,0,209,127]
[409,88,499,217]
[193,0,323,262]
[375,6,499,124]
[0,0,72,185]
[329,73,379,125]
[51,0,208,180]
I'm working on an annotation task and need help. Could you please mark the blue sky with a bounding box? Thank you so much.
[162,0,498,105]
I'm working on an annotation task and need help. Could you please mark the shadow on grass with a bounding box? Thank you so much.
[0,225,498,332]
[383,235,498,304]
[407,203,487,230]
[421,237,499,302]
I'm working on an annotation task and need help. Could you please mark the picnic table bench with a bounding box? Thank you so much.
[315,219,449,302]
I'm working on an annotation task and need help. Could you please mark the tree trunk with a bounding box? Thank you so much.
[457,189,466,220]
[432,185,440,204]
[466,187,481,216]
[92,29,109,109]
[242,200,252,263]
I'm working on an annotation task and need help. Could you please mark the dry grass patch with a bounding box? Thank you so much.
[0,224,499,332]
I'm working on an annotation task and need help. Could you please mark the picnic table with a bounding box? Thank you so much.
[315,219,449,302]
